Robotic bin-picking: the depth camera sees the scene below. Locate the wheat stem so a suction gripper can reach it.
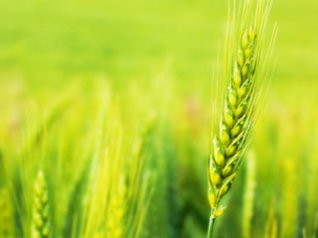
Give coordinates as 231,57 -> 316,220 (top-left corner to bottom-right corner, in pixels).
207,214 -> 216,238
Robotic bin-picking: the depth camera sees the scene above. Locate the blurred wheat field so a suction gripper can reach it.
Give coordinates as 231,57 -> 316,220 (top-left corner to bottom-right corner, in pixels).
0,0 -> 317,237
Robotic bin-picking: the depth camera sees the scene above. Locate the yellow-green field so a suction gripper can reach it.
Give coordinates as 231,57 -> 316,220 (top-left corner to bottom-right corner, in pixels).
0,0 -> 317,237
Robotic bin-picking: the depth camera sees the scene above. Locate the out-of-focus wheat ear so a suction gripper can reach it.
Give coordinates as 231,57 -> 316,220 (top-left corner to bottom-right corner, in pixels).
31,170 -> 51,238
127,112 -> 157,238
106,175 -> 126,238
0,188 -> 15,238
264,202 -> 279,238
242,151 -> 256,238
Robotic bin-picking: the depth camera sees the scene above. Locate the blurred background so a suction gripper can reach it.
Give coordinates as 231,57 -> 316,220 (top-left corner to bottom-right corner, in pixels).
0,0 -> 315,92
0,0 -> 317,237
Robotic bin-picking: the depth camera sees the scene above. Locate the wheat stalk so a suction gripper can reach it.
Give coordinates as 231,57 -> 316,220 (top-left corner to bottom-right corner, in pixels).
31,170 -> 51,238
207,0 -> 274,236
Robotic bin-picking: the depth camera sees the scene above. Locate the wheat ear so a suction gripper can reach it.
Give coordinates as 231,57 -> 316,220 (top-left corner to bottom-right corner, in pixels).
207,22 -> 261,237
31,170 -> 51,238
207,0 -> 275,235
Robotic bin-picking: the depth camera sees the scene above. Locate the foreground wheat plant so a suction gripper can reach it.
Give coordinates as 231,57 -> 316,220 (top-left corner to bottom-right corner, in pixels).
207,0 -> 275,237
208,24 -> 257,223
32,170 -> 51,238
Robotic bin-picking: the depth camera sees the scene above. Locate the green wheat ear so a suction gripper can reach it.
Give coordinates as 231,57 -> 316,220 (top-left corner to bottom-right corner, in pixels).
31,170 -> 51,238
209,25 -> 257,219
207,0 -> 276,236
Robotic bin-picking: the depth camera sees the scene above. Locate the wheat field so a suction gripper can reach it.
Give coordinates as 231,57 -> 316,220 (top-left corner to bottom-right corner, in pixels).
0,0 -> 317,237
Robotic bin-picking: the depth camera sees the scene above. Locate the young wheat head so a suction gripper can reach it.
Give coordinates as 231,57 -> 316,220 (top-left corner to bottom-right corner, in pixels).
32,170 -> 51,238
207,0 -> 276,236
208,24 -> 257,218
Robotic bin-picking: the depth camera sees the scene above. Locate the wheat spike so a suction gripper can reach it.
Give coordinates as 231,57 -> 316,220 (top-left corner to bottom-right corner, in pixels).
106,175 -> 126,238
208,23 -> 257,219
31,170 -> 51,238
207,0 -> 275,236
